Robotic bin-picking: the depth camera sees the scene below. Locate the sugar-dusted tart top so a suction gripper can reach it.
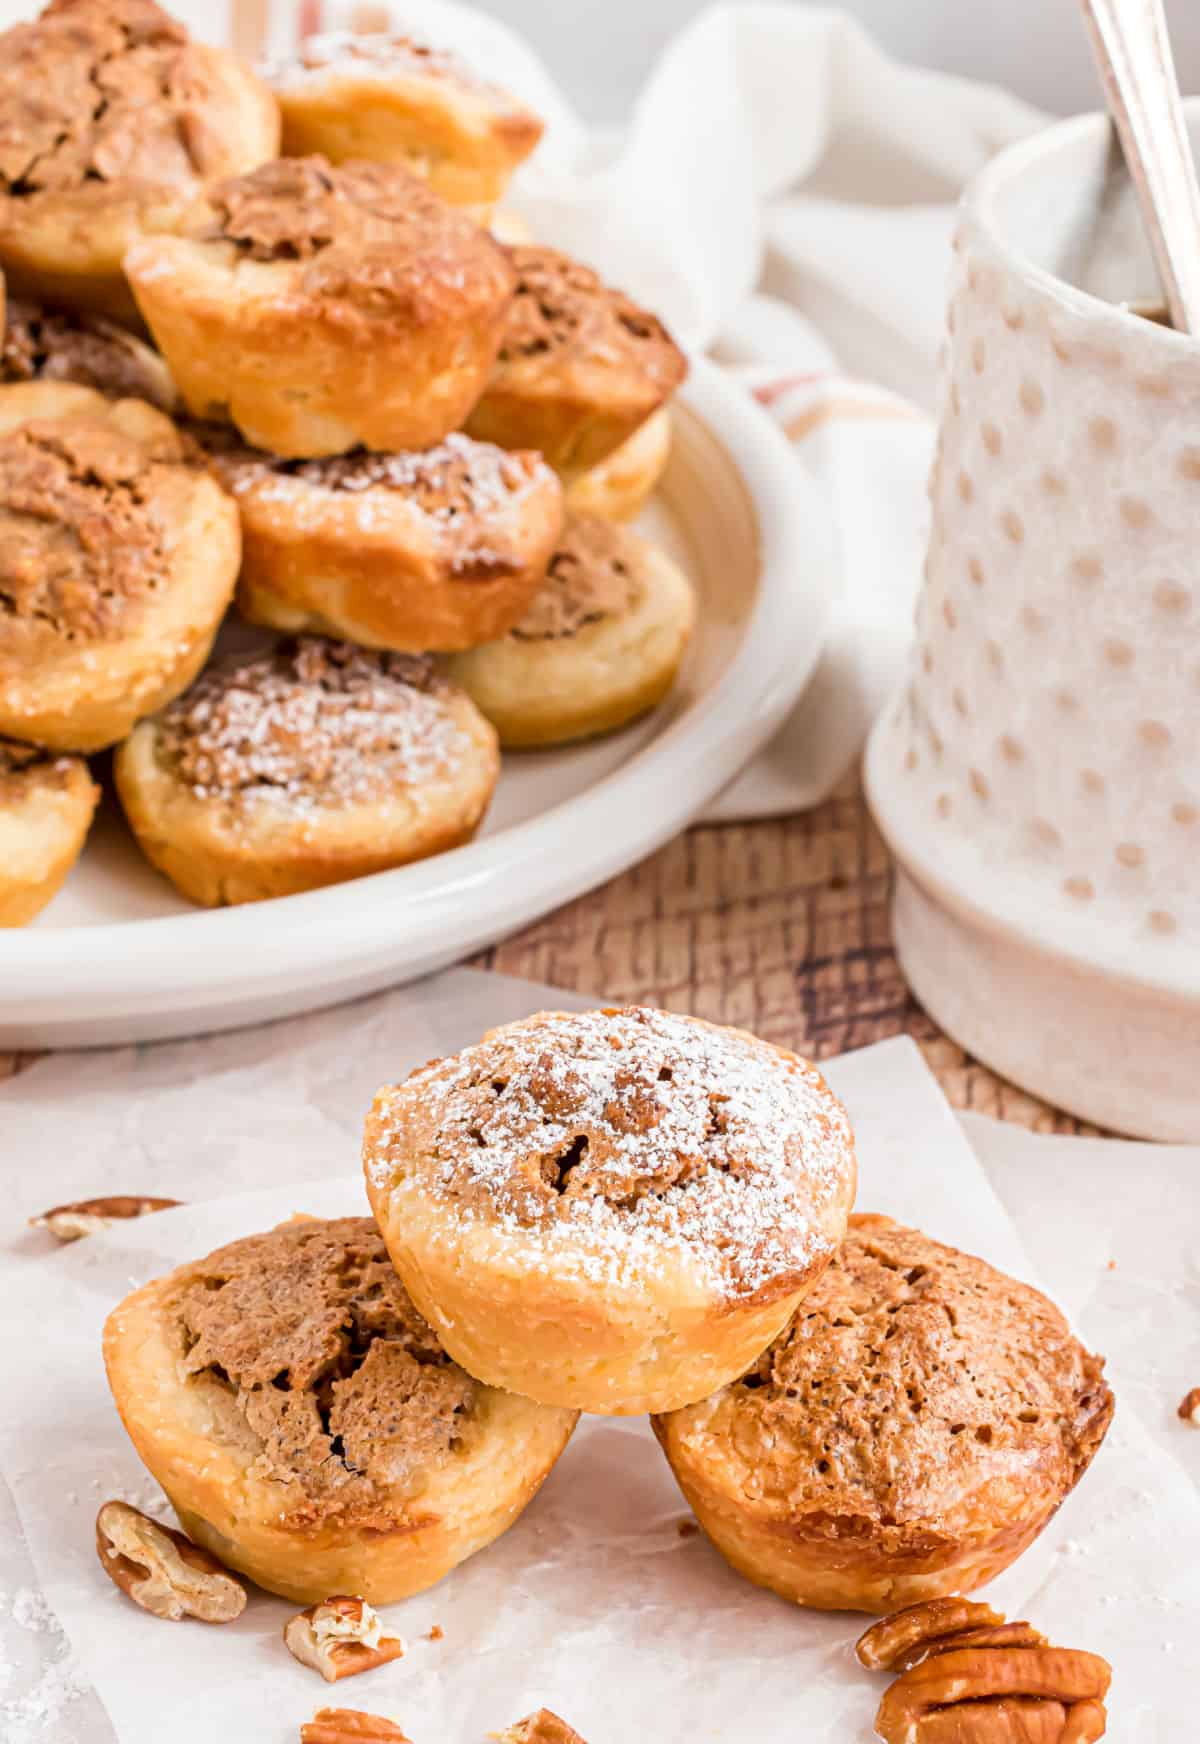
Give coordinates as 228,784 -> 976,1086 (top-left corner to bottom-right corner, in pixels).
153,638 -> 472,813
0,735 -> 78,798
365,1006 -> 857,1302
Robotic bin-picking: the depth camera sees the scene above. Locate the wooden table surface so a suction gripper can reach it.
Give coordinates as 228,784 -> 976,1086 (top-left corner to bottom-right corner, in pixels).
0,773 -> 1095,1132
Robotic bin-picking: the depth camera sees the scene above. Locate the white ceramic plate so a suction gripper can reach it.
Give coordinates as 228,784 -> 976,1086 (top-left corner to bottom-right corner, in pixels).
1,358 -> 833,1046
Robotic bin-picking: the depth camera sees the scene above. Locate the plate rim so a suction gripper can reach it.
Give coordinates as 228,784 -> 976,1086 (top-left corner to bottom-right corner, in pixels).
1,356 -> 834,1029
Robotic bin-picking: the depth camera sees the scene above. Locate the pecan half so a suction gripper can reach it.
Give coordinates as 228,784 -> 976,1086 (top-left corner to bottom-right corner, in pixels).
875,1646 -> 1112,1744
493,1711 -> 589,1744
858,1600 -> 1006,1671
300,1710 -> 411,1743
33,1195 -> 181,1242
95,1500 -> 245,1622
284,1596 -> 405,1682
1178,1387 -> 1200,1425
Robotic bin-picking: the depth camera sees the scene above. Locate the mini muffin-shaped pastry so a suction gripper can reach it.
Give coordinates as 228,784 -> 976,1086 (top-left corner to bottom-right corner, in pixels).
1,297 -> 177,411
125,156 -> 517,459
446,515 -> 695,748
652,1214 -> 1115,1613
364,1006 -> 857,1416
205,430 -> 564,654
566,406 -> 672,523
0,738 -> 98,925
264,32 -> 543,215
0,382 -> 239,752
466,246 -> 688,474
0,0 -> 279,325
103,1216 -> 579,1605
114,638 -> 500,907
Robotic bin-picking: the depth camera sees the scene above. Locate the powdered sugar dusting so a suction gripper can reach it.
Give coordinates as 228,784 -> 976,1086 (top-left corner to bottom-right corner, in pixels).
289,434 -> 538,515
368,1008 -> 855,1298
158,639 -> 469,812
262,30 -> 497,96
207,432 -> 549,573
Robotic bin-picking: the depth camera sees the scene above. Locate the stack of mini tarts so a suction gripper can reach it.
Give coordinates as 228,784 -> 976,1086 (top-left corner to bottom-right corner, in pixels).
0,0 -> 695,920
99,1009 -> 1115,1638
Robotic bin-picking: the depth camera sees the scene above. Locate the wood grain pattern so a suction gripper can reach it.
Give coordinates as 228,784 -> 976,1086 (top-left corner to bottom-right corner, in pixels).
0,773 -> 1099,1133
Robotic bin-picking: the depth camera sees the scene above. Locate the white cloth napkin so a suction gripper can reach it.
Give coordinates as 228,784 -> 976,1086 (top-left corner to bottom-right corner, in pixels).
276,1 -> 1043,814
1,971 -> 1194,1741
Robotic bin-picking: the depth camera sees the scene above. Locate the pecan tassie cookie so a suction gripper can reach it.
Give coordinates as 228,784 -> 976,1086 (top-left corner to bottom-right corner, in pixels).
652,1214 -> 1114,1613
198,426 -> 564,654
114,638 -> 500,906
0,0 -> 278,324
0,380 -> 239,751
1,297 -> 178,411
446,515 -> 695,747
103,1215 -> 578,1604
125,156 -> 516,459
364,1006 -> 857,1415
466,246 -> 688,474
264,31 -> 543,216
0,737 -> 97,925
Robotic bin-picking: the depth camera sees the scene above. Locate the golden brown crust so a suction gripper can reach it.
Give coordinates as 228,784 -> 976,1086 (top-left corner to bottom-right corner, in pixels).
126,157 -> 516,458
0,735 -> 97,924
565,405 -> 672,522
446,515 -> 695,747
202,429 -> 564,653
0,381 -> 239,750
114,637 -> 500,905
266,32 -> 543,210
0,0 -> 279,323
103,1215 -> 578,1604
652,1214 -> 1115,1612
2,297 -> 178,410
363,1007 -> 856,1414
466,246 -> 687,473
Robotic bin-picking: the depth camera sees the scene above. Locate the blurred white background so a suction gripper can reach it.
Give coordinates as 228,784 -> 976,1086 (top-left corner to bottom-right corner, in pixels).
140,0 -> 1200,120
466,0 -> 1200,121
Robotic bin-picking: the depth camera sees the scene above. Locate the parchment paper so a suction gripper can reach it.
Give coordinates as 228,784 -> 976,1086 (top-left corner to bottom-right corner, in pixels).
1,972 -> 1194,1740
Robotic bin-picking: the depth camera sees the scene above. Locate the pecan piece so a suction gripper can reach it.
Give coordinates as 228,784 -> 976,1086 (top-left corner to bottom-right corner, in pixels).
33,1195 -> 181,1242
858,1599 -> 1005,1671
493,1711 -> 589,1744
1178,1387 -> 1200,1425
284,1596 -> 405,1682
95,1500 -> 245,1622
875,1647 -> 1112,1744
300,1710 -> 410,1743
907,1696 -> 1106,1742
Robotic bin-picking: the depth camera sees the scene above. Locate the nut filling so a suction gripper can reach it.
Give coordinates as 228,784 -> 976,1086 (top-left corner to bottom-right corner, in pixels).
0,0 -> 221,198
2,299 -> 176,409
509,516 -> 638,640
205,154 -> 494,269
366,1007 -> 854,1300
497,246 -> 687,394
0,421 -> 171,643
155,639 -> 469,810
204,430 -> 552,582
728,1217 -> 1113,1529
170,1217 -> 479,1530
0,735 -> 75,795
